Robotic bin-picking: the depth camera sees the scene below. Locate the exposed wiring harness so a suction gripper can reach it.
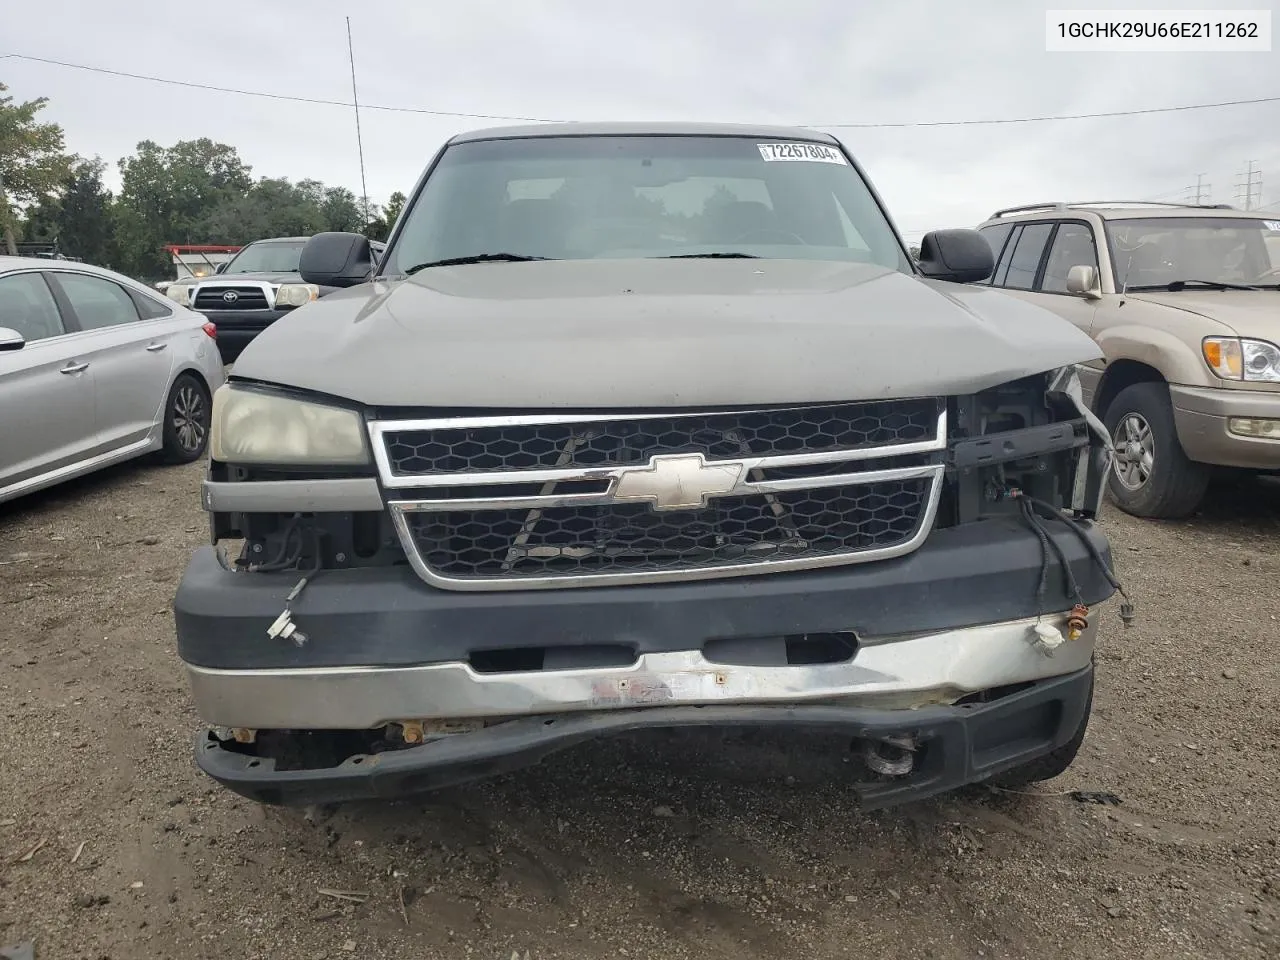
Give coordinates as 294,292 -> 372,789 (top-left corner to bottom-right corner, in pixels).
1010,490 -> 1136,629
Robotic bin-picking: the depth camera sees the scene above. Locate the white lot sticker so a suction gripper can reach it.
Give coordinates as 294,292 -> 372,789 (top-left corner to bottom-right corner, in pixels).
757,142 -> 848,164
1264,220 -> 1280,232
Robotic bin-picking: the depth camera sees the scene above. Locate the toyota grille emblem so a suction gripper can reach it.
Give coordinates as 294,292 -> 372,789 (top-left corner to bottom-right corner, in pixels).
222,290 -> 239,303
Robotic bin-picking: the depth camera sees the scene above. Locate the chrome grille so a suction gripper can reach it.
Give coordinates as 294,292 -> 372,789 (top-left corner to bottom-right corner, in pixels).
192,285 -> 270,311
372,400 -> 948,591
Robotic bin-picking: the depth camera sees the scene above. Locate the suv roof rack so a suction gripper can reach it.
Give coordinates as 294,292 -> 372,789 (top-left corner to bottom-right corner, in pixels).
989,200 -> 1237,219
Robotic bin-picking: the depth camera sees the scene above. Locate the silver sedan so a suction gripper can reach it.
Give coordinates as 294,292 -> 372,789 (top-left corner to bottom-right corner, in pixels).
0,257 -> 226,504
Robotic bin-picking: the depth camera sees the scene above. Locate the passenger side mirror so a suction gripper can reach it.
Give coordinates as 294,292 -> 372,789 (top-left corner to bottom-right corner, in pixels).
1066,264 -> 1102,299
299,231 -> 376,288
916,229 -> 994,283
215,262 -> 228,275
0,327 -> 26,352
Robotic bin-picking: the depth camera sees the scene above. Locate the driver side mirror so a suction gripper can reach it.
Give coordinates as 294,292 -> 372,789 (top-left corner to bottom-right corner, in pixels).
215,262 -> 227,275
916,229 -> 994,283
1066,264 -> 1102,299
0,327 -> 26,352
299,232 -> 376,288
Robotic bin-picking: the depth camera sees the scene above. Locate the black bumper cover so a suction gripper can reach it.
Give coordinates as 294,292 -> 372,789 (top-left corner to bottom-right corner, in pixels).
175,517 -> 1116,671
196,665 -> 1094,810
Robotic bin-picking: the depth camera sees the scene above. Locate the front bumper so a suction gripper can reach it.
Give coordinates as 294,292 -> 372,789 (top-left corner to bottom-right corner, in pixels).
1171,384 -> 1280,469
195,664 -> 1095,809
194,308 -> 291,351
185,612 -> 1097,729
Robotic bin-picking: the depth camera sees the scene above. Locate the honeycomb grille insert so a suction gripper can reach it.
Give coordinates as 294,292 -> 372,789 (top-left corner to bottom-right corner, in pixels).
404,479 -> 930,579
382,399 -> 939,477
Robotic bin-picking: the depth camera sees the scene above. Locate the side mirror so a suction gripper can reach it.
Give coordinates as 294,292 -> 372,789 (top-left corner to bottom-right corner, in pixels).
916,229 -> 994,283
1066,264 -> 1102,299
0,327 -> 26,352
299,232 -> 375,288
215,262 -> 227,275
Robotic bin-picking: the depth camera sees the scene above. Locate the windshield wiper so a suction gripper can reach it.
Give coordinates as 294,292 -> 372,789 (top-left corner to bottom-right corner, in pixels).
659,252 -> 760,259
1129,279 -> 1260,292
404,253 -> 551,274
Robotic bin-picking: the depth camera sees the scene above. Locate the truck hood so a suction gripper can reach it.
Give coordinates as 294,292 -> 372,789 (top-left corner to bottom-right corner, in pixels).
1124,289 -> 1280,341
196,271 -> 304,286
230,258 -> 1103,408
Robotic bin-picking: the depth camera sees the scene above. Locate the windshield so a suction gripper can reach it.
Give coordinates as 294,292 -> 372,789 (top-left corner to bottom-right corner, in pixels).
224,240 -> 307,274
1106,217 -> 1280,289
382,135 -> 911,273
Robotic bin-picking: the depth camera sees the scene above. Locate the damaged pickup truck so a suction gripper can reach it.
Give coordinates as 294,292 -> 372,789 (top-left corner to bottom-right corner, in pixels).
173,122 -> 1130,809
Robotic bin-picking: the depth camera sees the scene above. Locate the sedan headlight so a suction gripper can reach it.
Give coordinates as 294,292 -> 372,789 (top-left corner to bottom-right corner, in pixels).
209,385 -> 368,465
275,283 -> 320,308
1203,337 -> 1280,383
166,284 -> 192,305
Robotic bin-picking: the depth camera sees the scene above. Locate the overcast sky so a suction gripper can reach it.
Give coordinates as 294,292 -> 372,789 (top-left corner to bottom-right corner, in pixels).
4,0 -> 1279,241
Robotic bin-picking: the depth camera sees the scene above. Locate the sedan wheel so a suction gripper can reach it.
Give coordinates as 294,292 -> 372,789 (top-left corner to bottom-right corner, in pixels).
161,374 -> 212,464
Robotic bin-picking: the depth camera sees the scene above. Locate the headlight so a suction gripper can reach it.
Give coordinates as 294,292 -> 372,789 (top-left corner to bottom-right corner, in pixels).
166,284 -> 192,305
275,283 -> 320,308
209,385 -> 369,465
1203,337 -> 1280,383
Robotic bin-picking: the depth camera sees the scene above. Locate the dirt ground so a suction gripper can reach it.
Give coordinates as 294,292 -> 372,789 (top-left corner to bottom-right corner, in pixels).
1,457 -> 1278,960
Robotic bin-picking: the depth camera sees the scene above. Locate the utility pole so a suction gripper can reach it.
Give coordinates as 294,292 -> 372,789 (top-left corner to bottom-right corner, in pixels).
1185,173 -> 1210,205
1234,160 -> 1263,210
346,17 -> 371,228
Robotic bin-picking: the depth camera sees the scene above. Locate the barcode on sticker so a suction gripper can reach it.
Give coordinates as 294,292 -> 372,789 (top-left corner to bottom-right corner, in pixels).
757,143 -> 848,164
1264,221 -> 1280,232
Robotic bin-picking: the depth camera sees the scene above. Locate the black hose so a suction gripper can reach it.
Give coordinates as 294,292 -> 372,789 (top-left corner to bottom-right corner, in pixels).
1019,497 -> 1051,615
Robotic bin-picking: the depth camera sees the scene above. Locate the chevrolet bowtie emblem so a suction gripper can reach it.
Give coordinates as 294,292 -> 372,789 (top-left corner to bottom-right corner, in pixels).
611,453 -> 745,512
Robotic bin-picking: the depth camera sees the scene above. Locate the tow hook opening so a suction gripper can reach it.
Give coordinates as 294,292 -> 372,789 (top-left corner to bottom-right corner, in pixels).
856,733 -> 920,778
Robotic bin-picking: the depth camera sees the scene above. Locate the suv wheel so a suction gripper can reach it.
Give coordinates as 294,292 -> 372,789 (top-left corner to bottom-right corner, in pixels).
1102,382 -> 1210,519
160,373 -> 212,464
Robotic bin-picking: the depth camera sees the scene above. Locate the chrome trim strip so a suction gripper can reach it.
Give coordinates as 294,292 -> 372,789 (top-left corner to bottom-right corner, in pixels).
369,407 -> 947,489
182,614 -> 1096,729
201,477 -> 384,513
388,464 -> 942,513
0,437 -> 157,505
387,467 -> 945,591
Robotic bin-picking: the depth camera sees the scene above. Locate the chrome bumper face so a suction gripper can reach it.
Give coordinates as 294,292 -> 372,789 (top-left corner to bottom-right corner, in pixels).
183,612 -> 1097,730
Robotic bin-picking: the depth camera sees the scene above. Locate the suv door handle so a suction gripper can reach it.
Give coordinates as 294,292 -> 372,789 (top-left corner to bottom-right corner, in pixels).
60,361 -> 90,374
145,342 -> 167,352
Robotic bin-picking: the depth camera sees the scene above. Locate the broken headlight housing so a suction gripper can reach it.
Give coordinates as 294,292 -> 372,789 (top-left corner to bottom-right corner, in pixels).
945,366 -> 1111,525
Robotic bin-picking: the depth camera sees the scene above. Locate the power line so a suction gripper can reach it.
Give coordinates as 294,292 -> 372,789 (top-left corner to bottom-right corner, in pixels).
5,52 -> 1280,128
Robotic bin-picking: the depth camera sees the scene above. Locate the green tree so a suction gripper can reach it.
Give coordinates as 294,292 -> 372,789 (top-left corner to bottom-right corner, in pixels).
0,82 -> 74,255
116,138 -> 252,279
383,190 -> 407,228
321,186 -> 366,233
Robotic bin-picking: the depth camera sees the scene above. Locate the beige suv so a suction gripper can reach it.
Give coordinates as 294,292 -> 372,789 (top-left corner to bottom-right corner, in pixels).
974,201 -> 1280,518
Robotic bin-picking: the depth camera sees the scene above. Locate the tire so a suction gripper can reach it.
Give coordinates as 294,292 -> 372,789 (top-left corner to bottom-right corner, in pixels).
1101,381 -> 1211,519
991,674 -> 1093,788
160,373 -> 212,464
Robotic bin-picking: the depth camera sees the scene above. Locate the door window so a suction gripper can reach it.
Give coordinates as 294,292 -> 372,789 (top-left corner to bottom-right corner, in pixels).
1041,223 -> 1099,293
53,273 -> 143,330
0,273 -> 66,342
1001,223 -> 1053,290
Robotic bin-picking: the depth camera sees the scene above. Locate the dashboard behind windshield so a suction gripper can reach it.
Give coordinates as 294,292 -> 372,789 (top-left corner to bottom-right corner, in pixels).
1106,217 -> 1280,288
382,135 -> 912,274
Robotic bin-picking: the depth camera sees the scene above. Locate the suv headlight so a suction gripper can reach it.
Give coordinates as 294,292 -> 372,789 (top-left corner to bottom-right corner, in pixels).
275,283 -> 320,308
1203,337 -> 1280,383
166,284 -> 192,305
209,385 -> 368,465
